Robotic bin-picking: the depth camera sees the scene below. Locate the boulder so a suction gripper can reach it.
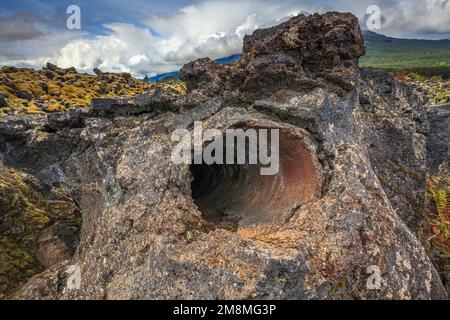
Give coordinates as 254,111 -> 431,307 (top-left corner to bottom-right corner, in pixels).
180,12 -> 365,99
16,90 -> 33,101
45,63 -> 59,72
64,67 -> 77,74
0,94 -> 7,108
93,68 -> 103,76
1,66 -> 18,73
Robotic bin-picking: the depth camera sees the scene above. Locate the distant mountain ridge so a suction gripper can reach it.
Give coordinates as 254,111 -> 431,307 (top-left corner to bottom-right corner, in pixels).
362,30 -> 450,47
146,32 -> 450,82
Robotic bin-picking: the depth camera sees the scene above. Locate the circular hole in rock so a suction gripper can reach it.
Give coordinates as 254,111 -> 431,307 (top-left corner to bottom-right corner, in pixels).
191,128 -> 321,229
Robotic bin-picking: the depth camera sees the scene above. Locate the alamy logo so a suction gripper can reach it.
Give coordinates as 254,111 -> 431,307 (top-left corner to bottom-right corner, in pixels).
66,265 -> 81,290
171,121 -> 280,175
366,265 -> 382,290
66,5 -> 81,30
366,5 -> 382,30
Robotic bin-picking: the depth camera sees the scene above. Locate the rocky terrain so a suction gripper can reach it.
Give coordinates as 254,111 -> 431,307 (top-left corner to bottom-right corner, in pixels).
0,64 -> 185,116
406,77 -> 450,105
0,12 -> 448,299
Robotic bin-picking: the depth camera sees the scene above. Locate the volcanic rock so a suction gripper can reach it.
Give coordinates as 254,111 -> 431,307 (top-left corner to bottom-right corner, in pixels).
181,12 -> 365,99
0,12 -> 448,300
0,94 -> 7,108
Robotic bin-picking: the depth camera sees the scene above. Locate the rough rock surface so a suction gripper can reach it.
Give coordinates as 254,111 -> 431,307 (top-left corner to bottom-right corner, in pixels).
426,104 -> 450,173
180,12 -> 365,99
0,162 -> 80,298
0,12 -> 448,299
0,94 -> 7,109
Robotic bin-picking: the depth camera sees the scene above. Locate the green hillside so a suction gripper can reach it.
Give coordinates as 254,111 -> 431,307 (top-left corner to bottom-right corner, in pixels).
360,31 -> 450,78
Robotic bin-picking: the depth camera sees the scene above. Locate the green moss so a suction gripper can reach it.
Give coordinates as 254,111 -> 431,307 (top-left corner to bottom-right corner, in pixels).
0,237 -> 43,289
0,165 -> 81,297
394,72 -> 450,105
0,67 -> 187,115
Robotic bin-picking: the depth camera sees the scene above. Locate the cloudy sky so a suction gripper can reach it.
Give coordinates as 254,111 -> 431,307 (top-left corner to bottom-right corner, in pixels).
1,0 -> 450,77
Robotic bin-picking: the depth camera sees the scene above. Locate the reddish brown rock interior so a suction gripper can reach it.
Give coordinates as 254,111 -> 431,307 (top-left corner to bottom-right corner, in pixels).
191,129 -> 321,227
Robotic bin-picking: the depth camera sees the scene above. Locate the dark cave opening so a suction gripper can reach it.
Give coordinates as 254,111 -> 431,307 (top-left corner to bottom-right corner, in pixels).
190,129 -> 322,228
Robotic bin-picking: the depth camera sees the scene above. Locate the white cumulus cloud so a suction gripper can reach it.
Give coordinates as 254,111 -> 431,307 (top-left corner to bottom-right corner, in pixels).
380,0 -> 450,38
1,0 -> 450,77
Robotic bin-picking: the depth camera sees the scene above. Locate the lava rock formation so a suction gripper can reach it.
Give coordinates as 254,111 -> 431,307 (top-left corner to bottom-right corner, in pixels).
0,12 -> 448,299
